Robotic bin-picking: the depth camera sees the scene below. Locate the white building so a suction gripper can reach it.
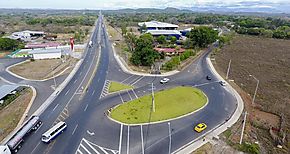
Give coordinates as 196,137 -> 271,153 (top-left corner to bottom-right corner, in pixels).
9,30 -> 44,41
28,48 -> 62,60
138,21 -> 179,31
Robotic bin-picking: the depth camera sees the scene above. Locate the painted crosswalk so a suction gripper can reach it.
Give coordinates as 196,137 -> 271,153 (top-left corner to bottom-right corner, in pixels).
99,80 -> 110,99
54,106 -> 69,125
76,138 -> 118,154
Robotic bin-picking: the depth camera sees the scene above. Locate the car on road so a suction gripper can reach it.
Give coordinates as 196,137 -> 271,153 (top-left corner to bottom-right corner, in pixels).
206,75 -> 212,80
194,123 -> 207,133
160,78 -> 170,84
219,81 -> 227,86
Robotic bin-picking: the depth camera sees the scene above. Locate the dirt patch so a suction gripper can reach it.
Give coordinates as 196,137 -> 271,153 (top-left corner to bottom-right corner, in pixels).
0,51 -> 11,58
0,88 -> 33,142
9,56 -> 79,80
213,35 -> 290,153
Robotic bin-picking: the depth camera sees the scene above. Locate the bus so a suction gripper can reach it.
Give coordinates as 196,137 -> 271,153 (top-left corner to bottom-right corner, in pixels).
41,121 -> 67,143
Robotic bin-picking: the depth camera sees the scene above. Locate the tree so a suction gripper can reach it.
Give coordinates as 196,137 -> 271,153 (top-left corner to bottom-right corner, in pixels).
125,32 -> 137,52
170,36 -> 177,44
130,34 -> 159,66
121,24 -> 127,36
0,38 -> 23,51
187,26 -> 218,48
140,24 -> 147,33
156,35 -> 166,44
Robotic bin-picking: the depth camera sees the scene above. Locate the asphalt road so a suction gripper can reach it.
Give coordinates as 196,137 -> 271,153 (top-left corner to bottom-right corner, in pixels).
14,13 -> 238,154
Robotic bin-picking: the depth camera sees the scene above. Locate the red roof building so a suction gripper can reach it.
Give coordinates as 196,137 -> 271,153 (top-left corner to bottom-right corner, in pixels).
154,48 -> 185,56
25,42 -> 61,49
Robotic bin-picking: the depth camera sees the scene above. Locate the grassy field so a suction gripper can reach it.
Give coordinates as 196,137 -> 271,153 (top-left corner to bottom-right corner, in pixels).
108,81 -> 134,93
0,88 -> 32,141
110,86 -> 207,124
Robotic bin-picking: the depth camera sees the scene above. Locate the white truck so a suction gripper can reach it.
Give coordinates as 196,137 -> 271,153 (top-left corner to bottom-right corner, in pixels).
0,116 -> 42,154
89,41 -> 93,48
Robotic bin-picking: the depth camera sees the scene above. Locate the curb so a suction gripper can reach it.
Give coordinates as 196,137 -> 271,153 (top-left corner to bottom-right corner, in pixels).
17,85 -> 37,128
173,57 -> 244,154
106,88 -> 209,126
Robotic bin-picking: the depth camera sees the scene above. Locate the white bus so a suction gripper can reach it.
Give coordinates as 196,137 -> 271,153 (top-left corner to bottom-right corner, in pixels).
41,121 -> 67,143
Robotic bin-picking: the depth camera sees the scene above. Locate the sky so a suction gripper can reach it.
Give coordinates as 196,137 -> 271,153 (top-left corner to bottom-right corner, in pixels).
0,0 -> 289,9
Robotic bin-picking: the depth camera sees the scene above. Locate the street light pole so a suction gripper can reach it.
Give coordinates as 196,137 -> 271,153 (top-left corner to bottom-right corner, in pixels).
226,59 -> 231,80
151,83 -> 155,112
249,75 -> 259,105
168,122 -> 172,154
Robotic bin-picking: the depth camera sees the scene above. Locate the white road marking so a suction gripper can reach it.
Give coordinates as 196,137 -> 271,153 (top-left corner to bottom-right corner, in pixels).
52,104 -> 59,111
34,123 -> 43,134
118,124 -> 123,154
119,92 -> 124,103
80,71 -> 83,75
80,143 -> 91,154
31,142 -> 41,154
83,139 -> 100,154
127,90 -> 132,100
76,149 -> 83,154
131,76 -> 145,85
140,125 -> 144,154
131,89 -> 138,99
98,146 -> 109,154
84,104 -> 88,111
127,126 -> 130,154
74,79 -> 78,83
121,75 -> 135,83
65,89 -> 70,95
92,90 -> 95,96
72,124 -> 78,135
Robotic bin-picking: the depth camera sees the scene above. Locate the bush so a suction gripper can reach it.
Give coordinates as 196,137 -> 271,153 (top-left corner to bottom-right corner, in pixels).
238,142 -> 260,154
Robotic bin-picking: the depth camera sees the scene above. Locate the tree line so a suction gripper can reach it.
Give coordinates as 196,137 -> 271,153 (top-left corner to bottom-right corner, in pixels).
0,38 -> 24,51
26,16 -> 96,26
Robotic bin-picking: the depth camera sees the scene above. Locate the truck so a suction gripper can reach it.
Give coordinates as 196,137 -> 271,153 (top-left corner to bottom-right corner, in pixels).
0,116 -> 42,154
89,41 -> 93,48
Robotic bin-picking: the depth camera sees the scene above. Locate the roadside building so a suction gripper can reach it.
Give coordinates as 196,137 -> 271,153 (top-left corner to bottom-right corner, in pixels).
0,85 -> 20,105
28,48 -> 62,60
146,30 -> 182,40
138,21 -> 178,31
25,42 -> 60,49
154,48 -> 185,56
9,30 -> 44,41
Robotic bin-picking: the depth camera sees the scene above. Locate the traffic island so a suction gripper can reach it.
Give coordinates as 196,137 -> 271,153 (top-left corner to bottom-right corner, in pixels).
108,81 -> 134,93
109,86 -> 208,125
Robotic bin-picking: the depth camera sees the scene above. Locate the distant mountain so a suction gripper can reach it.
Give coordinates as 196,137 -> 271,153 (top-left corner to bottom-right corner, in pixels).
104,7 -> 192,14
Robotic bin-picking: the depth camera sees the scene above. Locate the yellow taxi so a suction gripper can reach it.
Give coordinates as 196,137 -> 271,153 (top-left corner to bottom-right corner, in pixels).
194,123 -> 207,133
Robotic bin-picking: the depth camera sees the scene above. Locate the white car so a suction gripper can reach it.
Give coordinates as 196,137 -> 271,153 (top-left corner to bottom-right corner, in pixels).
160,78 -> 170,84
219,81 -> 227,86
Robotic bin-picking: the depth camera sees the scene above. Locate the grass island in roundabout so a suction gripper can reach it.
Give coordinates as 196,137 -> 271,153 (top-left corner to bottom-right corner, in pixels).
109,86 -> 208,125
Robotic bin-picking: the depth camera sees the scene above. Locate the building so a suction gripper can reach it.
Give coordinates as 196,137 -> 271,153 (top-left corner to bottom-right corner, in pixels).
25,42 -> 60,49
146,30 -> 182,40
0,85 -> 20,105
9,30 -> 44,41
154,48 -> 185,56
138,21 -> 178,31
28,48 -> 62,60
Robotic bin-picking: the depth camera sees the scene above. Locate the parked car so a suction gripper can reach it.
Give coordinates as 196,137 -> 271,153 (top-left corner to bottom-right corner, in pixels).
160,78 -> 170,84
206,75 -> 212,80
194,123 -> 207,133
219,81 -> 227,86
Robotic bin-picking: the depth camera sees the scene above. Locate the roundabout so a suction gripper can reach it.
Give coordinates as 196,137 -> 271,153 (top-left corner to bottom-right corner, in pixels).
109,86 -> 208,125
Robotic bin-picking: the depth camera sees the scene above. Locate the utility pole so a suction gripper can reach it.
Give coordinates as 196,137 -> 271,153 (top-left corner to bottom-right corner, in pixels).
151,83 -> 155,112
226,59 -> 231,80
240,111 -> 248,144
168,122 -> 172,154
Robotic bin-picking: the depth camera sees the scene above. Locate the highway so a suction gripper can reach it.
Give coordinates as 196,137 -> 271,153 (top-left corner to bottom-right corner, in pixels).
15,12 -> 238,154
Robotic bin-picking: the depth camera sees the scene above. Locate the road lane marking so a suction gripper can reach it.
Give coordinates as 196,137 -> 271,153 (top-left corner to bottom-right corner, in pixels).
34,123 -> 43,134
118,124 -> 123,154
80,71 -> 83,75
31,142 -> 41,154
127,90 -> 132,100
84,104 -> 88,111
131,76 -> 145,85
52,104 -> 59,111
121,75 -> 135,83
74,79 -> 78,83
77,149 -> 83,154
65,89 -> 70,95
80,143 -> 91,154
140,125 -> 144,154
92,90 -> 95,96
131,89 -> 138,99
119,92 -> 124,103
83,139 -> 100,154
72,124 -> 78,135
127,126 -> 130,154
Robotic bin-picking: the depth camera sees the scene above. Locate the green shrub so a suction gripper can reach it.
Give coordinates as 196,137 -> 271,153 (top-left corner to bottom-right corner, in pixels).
239,142 -> 260,154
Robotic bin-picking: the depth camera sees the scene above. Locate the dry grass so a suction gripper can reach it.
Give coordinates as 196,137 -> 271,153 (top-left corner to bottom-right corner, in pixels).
214,35 -> 290,153
0,88 -> 33,141
9,56 -> 78,80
